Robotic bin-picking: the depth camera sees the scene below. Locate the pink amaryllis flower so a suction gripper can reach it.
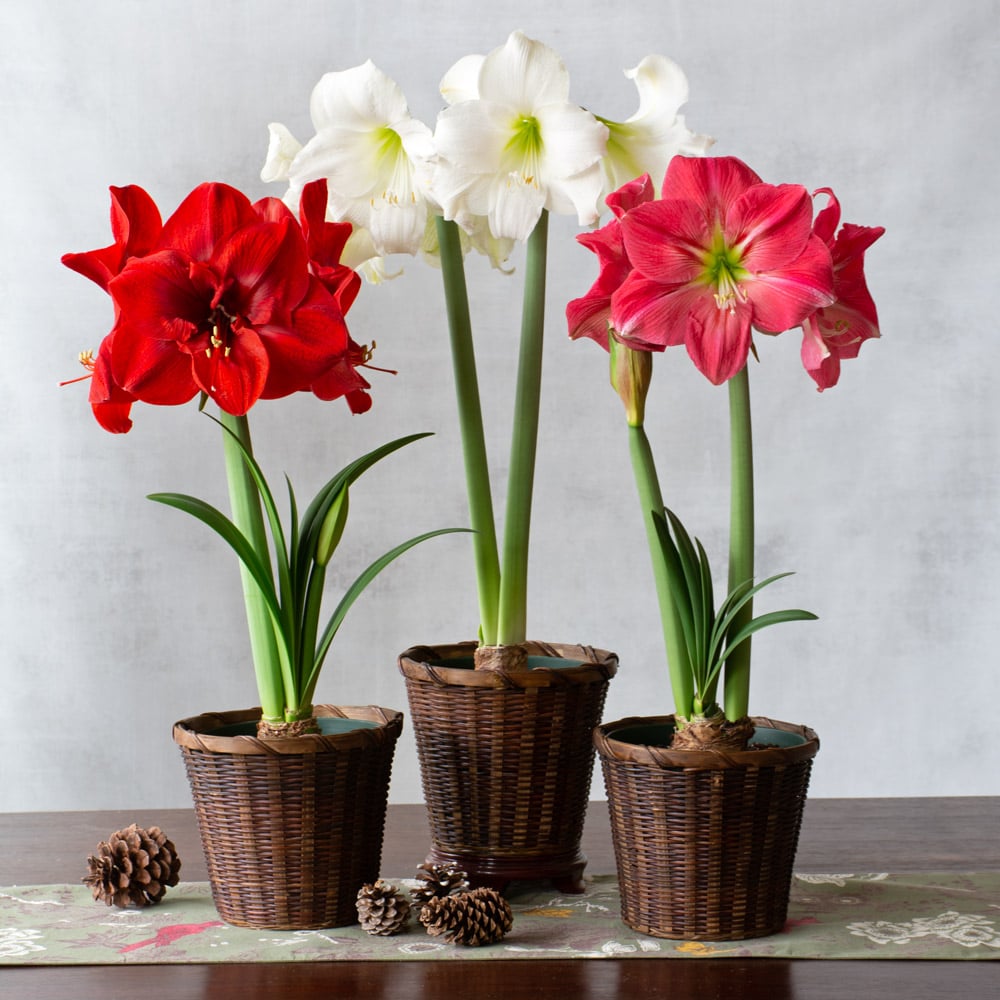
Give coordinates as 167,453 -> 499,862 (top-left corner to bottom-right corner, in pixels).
610,156 -> 836,384
64,180 -> 366,430
566,173 -> 654,349
800,189 -> 885,390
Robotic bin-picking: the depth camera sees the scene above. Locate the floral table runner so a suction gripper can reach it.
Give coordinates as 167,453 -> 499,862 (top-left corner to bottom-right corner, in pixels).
3,873 -> 999,964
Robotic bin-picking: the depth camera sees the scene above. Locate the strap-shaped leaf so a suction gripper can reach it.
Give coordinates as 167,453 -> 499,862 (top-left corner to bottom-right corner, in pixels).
651,510 -> 699,672
147,492 -> 284,632
709,572 -> 796,667
302,528 -> 469,702
296,432 -> 433,593
717,608 -> 818,666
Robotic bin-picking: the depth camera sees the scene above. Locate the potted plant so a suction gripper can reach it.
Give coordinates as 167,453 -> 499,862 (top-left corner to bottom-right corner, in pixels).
568,157 -> 884,938
62,177 -> 460,929
259,32 -> 714,890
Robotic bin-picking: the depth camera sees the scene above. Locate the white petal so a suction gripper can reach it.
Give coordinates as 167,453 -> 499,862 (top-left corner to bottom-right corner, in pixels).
534,104 -> 608,179
260,123 -> 302,183
624,55 -> 690,124
545,162 -> 604,226
365,196 -> 429,257
478,30 -> 570,112
489,173 -> 547,242
598,54 -> 714,195
440,54 -> 484,104
309,60 -> 409,132
434,101 -> 511,173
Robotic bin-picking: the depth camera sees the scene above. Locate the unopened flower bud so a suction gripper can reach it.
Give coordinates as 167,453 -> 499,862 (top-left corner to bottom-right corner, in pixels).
609,333 -> 652,427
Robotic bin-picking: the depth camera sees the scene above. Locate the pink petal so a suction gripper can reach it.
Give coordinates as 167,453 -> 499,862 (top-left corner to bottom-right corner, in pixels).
661,155 -> 762,223
728,183 -> 814,272
611,274 -> 698,351
606,173 -> 654,219
685,294 -> 754,385
620,198 -> 708,285
746,234 -> 835,333
800,315 -> 841,391
810,188 -> 841,246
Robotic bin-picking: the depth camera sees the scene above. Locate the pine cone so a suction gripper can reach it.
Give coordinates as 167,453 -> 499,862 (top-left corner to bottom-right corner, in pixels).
83,824 -> 181,907
411,862 -> 470,910
356,880 -> 412,936
419,886 -> 513,946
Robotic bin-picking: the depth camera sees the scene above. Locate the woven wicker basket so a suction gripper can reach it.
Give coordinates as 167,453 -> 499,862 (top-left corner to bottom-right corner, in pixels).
173,704 -> 402,930
594,714 -> 819,941
398,641 -> 617,892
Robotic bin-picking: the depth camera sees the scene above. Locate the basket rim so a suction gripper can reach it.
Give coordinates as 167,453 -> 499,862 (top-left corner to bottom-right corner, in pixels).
172,704 -> 403,756
398,639 -> 618,689
594,713 -> 819,769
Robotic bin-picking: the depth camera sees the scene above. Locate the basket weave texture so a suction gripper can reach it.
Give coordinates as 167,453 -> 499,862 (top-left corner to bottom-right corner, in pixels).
173,704 -> 402,930
399,641 -> 617,887
594,714 -> 819,941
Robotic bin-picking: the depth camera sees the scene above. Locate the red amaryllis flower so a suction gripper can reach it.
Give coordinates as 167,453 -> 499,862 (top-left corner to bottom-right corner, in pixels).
64,180 -> 365,430
610,156 -> 836,384
800,189 -> 885,390
566,173 -> 654,349
108,182 -> 351,414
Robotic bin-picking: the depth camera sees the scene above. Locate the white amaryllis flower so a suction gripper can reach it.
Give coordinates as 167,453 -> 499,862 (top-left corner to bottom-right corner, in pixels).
596,55 -> 714,196
432,31 -> 609,243
262,60 -> 435,258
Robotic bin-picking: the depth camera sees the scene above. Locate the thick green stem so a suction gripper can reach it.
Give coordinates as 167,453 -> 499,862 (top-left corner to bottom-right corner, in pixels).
724,365 -> 754,720
219,411 -> 284,721
435,217 -> 502,644
628,423 -> 694,717
497,211 -> 548,646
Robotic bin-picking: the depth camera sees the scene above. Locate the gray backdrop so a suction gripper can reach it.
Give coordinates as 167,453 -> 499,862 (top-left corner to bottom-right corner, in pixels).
3,0 -> 997,811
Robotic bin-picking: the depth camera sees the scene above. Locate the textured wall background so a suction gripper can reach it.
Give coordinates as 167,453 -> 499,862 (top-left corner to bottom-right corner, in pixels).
2,0 -> 997,810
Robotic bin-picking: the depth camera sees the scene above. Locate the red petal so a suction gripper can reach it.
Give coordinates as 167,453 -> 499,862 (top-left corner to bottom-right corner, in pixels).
107,252 -> 206,403
252,196 -> 296,224
62,185 -> 162,291
158,183 -> 258,262
212,219 -> 310,328
311,354 -> 372,407
258,280 -> 351,399
88,339 -> 137,432
191,326 -> 269,414
298,179 -> 353,268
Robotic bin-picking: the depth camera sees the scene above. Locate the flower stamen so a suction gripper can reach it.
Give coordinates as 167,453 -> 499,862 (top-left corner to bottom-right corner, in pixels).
60,350 -> 97,386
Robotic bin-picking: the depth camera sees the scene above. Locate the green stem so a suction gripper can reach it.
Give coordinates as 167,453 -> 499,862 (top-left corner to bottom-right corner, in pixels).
435,217 -> 501,644
497,211 -> 548,646
724,365 -> 755,720
628,423 -> 694,717
219,411 -> 284,722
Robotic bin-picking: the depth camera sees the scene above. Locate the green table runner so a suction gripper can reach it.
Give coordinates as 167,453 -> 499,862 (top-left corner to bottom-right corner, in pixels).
3,873 -> 999,964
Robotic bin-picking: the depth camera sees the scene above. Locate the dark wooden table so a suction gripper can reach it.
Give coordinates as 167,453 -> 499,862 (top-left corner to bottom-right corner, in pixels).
2,797 -> 997,998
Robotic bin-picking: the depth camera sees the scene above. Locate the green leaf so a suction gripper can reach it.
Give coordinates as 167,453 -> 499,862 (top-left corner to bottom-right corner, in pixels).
315,486 -> 349,566
651,510 -> 698,672
709,572 -> 796,667
302,528 -> 469,703
146,492 -> 284,633
717,608 -> 818,666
